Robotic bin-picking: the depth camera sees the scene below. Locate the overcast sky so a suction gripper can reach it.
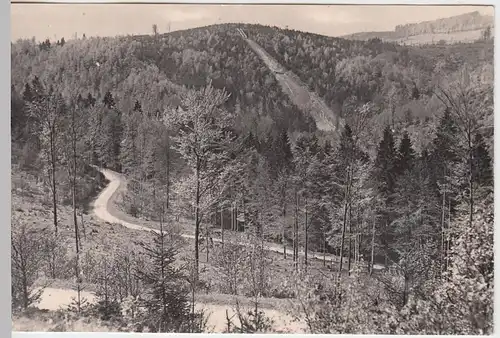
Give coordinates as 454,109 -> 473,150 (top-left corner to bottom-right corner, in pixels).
11,3 -> 494,41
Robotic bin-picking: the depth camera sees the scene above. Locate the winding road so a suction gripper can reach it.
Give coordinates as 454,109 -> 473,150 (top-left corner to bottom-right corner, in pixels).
92,166 -> 384,270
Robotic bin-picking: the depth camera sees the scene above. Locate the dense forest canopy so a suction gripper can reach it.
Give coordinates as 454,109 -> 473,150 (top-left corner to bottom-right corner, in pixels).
11,21 -> 494,334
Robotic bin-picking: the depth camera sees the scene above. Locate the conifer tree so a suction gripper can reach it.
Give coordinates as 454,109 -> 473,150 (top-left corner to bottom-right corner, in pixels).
133,100 -> 143,113
22,83 -> 34,103
136,224 -> 192,332
273,129 -> 293,258
471,133 -> 492,189
396,131 -> 416,175
11,85 -> 27,142
120,121 -> 138,174
85,93 -> 96,108
95,92 -> 123,171
103,91 -> 115,109
429,108 -> 461,272
371,125 -> 397,266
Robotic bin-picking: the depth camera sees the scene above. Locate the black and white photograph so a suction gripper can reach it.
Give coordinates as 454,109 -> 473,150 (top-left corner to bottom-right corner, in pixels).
10,2 -> 494,334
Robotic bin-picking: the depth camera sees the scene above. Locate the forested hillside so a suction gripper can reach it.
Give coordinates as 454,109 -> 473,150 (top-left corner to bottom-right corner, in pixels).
344,11 -> 494,44
243,23 -> 493,151
394,11 -> 493,36
11,22 -> 494,334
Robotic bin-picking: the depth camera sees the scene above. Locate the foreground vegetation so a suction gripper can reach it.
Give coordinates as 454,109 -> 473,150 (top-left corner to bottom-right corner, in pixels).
11,23 -> 493,333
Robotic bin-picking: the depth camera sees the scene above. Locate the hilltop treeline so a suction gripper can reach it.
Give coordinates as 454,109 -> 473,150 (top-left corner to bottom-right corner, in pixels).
394,11 -> 493,36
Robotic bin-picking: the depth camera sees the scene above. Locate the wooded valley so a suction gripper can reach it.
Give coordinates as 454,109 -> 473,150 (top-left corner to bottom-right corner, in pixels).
11,21 -> 494,334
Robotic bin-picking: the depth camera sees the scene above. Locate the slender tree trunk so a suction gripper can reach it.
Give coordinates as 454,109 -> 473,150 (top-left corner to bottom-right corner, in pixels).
304,198 -> 308,270
292,191 -> 296,263
103,257 -> 108,308
153,184 -> 156,207
72,110 -> 80,255
194,158 -> 201,276
206,219 -> 209,262
50,131 -> 58,236
232,202 -> 235,231
73,167 -> 81,306
441,178 -> 447,274
166,146 -> 170,210
230,202 -> 233,231
384,225 -> 388,269
159,203 -> 167,331
356,206 -> 361,264
236,204 -> 239,232
468,134 -> 474,227
76,283 -> 82,313
403,273 -> 409,306
370,217 -> 375,276
20,256 -> 28,310
293,190 -> 299,270
348,203 -> 352,276
282,182 -> 287,259
323,232 -> 326,267
221,208 -> 224,249
446,198 -> 452,271
354,231 -> 358,265
191,280 -> 195,333
80,212 -> 86,241
338,169 -> 351,279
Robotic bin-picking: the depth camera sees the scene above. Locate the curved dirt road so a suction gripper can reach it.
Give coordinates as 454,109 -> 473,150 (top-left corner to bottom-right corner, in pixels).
92,166 -> 384,270
35,287 -> 304,333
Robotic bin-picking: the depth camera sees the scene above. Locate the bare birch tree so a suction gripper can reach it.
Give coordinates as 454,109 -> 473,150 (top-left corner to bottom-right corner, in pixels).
163,83 -> 236,277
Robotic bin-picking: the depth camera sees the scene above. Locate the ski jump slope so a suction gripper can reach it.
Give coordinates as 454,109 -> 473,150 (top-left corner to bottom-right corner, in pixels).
236,27 -> 338,132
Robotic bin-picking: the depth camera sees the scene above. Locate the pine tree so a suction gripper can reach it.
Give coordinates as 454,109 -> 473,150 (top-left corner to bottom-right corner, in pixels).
266,129 -> 293,178
272,129 -> 293,259
76,94 -> 84,106
103,91 -> 115,109
396,131 -> 415,175
430,108 -> 460,192
429,108 -> 461,272
386,148 -> 438,307
120,120 -> 138,175
136,224 -> 192,332
133,100 -> 143,113
95,93 -> 122,171
278,129 -> 293,171
371,125 -> 397,266
22,83 -> 34,103
31,76 -> 44,100
293,133 -> 323,269
471,133 -> 492,188
323,139 -> 333,156
11,85 -> 27,142
373,126 -> 397,196
85,93 -> 96,108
